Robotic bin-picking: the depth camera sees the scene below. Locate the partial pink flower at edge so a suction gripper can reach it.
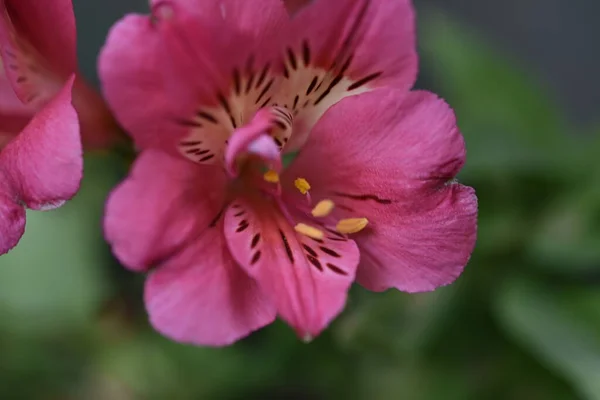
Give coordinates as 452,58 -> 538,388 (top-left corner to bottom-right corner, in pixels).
101,0 -> 477,346
0,0 -> 122,150
0,77 -> 82,254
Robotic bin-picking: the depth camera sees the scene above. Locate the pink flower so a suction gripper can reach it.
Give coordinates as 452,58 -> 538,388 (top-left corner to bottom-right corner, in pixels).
100,0 -> 478,346
0,0 -> 92,255
0,0 -> 120,150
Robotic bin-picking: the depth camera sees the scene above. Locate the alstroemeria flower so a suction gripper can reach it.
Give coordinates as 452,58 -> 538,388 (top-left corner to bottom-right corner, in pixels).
0,0 -> 90,254
0,0 -> 120,150
100,0 -> 478,345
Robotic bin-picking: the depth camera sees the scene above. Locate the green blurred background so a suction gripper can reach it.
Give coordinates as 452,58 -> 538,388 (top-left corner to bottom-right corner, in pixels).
1,2 -> 599,399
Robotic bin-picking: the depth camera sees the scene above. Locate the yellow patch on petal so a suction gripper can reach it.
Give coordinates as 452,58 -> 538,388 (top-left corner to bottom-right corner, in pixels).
336,218 -> 369,234
294,223 -> 324,240
311,199 -> 335,217
294,178 -> 311,194
263,170 -> 280,183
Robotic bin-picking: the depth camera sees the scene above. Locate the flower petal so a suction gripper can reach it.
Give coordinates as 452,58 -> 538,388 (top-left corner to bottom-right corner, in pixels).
104,150 -> 228,271
284,89 -> 477,292
279,0 -> 417,150
0,0 -> 64,108
98,14 -> 175,151
3,0 -> 77,74
224,197 -> 359,339
0,173 -> 25,255
145,230 -> 276,346
0,76 -> 82,211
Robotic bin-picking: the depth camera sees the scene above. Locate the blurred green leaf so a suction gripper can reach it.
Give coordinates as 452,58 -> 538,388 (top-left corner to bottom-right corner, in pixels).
495,278 -> 600,400
0,154 -> 123,335
420,11 -> 578,178
529,182 -> 600,273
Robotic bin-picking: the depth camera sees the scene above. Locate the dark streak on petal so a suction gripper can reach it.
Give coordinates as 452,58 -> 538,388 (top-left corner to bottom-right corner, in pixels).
347,72 -> 383,91
251,233 -> 261,249
308,255 -> 323,271
333,192 -> 392,204
251,251 -> 262,265
326,263 -> 348,275
280,229 -> 294,264
320,247 -> 341,258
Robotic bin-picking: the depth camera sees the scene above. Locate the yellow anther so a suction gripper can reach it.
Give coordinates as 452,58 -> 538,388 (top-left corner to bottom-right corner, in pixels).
294,223 -> 324,240
294,178 -> 311,195
336,218 -> 369,234
311,199 -> 335,218
263,170 -> 280,183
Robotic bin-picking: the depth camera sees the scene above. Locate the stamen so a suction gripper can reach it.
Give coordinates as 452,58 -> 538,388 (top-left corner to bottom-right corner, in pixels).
263,170 -> 280,183
336,218 -> 369,234
311,199 -> 335,217
294,178 -> 311,195
294,223 -> 324,240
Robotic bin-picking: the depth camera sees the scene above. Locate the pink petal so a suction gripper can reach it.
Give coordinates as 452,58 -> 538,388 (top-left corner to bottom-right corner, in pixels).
0,0 -> 64,108
283,0 -> 313,15
98,14 -> 177,151
357,184 -> 477,292
291,0 -> 416,90
279,0 -> 417,151
284,89 -> 478,292
0,67 -> 35,119
145,231 -> 276,346
0,172 -> 25,255
224,197 -> 359,340
3,0 -> 77,75
104,150 -> 228,271
145,1 -> 288,163
0,76 -> 82,211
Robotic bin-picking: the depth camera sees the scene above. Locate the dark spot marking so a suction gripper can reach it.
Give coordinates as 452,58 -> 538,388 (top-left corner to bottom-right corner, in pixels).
256,79 -> 274,104
199,154 -> 215,162
283,64 -> 290,79
326,263 -> 348,275
314,57 -> 354,106
333,192 -> 392,205
311,237 -> 324,244
229,114 -> 238,129
293,95 -> 299,110
302,244 -> 318,257
287,48 -> 297,70
251,234 -> 261,249
260,96 -> 272,108
256,64 -> 270,88
179,140 -> 203,147
245,72 -> 255,93
325,227 -> 346,239
233,68 -> 242,94
209,207 -> 225,227
280,230 -> 294,264
16,76 -> 26,83
236,220 -> 249,233
274,137 -> 283,147
302,40 -> 311,65
320,246 -> 341,258
251,251 -> 262,265
234,210 -> 245,217
198,111 -> 218,124
308,255 -> 323,271
306,76 -> 318,95
347,72 -> 383,91
217,93 -> 232,114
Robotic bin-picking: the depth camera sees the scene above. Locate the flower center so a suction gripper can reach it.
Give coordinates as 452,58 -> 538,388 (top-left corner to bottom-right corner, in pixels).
224,108 -> 369,240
